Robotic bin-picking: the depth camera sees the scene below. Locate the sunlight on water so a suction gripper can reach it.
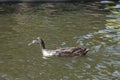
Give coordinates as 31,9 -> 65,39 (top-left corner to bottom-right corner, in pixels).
75,12 -> 120,54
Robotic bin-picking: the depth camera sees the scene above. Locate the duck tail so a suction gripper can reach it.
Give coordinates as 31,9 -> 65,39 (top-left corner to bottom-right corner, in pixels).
83,48 -> 89,55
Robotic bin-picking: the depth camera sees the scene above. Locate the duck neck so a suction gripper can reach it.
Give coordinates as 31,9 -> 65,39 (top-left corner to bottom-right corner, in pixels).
38,38 -> 46,49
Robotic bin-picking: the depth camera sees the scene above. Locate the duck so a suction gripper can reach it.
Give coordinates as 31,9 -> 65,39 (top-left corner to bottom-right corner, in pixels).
28,37 -> 89,59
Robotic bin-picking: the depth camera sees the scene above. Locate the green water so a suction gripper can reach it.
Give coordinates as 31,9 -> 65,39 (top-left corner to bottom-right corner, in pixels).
0,4 -> 120,80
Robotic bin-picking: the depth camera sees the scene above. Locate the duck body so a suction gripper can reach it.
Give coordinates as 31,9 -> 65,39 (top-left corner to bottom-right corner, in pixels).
28,37 -> 89,58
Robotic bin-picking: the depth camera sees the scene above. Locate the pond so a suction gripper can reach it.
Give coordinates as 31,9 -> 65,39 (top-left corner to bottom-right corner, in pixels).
0,3 -> 120,80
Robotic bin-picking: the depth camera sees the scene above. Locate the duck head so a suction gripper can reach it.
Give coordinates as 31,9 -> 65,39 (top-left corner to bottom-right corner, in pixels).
28,37 -> 46,49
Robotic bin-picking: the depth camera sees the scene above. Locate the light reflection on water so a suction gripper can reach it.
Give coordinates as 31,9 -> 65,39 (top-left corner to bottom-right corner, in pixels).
0,4 -> 120,80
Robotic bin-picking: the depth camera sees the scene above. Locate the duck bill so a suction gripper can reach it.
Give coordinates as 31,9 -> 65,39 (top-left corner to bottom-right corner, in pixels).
28,40 -> 36,46
28,42 -> 33,46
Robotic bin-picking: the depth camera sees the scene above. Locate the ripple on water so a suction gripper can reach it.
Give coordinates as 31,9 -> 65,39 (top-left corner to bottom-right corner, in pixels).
0,73 -> 7,79
112,71 -> 120,77
27,72 -> 35,79
95,63 -> 107,70
87,57 -> 95,61
0,73 -> 22,80
71,59 -> 77,63
63,76 -> 69,80
85,63 -> 91,69
65,63 -> 74,70
14,78 -> 21,80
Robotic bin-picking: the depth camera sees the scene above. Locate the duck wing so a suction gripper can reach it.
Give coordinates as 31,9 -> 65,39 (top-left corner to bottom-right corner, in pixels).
55,47 -> 86,57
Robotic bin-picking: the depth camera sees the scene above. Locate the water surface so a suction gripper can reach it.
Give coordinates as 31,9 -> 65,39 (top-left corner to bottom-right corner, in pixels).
0,3 -> 120,80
